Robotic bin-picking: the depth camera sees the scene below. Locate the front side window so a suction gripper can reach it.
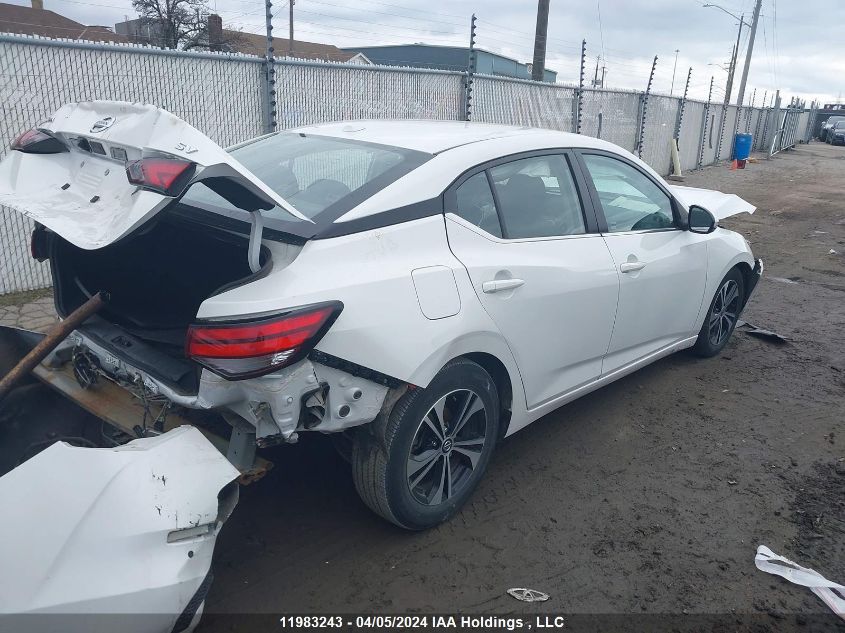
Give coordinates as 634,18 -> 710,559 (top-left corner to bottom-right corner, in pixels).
488,155 -> 586,239
582,154 -> 675,232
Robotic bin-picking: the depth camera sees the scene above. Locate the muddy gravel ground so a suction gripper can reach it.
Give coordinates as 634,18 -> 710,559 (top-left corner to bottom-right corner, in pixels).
202,144 -> 845,630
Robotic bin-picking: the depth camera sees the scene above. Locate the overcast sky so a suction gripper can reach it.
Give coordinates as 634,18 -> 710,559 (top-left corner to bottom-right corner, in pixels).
10,0 -> 845,104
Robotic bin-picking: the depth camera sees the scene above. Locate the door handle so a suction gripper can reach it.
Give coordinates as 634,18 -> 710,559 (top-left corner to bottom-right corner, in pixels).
619,261 -> 646,273
482,278 -> 525,293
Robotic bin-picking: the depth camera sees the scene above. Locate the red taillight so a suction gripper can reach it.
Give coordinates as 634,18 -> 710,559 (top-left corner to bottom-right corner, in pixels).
11,128 -> 66,154
126,158 -> 195,196
186,302 -> 343,380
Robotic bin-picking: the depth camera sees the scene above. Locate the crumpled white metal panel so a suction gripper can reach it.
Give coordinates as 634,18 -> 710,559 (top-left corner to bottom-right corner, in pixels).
0,426 -> 239,633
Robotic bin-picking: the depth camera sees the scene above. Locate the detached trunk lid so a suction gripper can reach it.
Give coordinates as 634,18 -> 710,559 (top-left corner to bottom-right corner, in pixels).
668,185 -> 756,221
0,101 -> 308,250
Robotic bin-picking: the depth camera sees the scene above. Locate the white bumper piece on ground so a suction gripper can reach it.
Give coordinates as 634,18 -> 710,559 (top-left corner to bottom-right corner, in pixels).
0,426 -> 240,633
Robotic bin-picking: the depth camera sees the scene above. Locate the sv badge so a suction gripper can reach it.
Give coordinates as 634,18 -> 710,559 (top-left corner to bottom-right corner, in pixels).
175,142 -> 198,154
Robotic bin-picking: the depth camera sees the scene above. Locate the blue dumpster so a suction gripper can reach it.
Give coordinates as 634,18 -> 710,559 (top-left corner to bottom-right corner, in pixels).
734,133 -> 753,160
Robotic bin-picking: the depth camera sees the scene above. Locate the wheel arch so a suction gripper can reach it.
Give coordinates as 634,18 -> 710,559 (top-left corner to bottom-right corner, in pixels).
733,260 -> 755,309
460,351 -> 514,440
695,234 -> 755,331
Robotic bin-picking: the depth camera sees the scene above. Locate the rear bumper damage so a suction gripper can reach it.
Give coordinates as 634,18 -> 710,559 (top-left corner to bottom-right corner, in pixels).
47,328 -> 391,445
0,426 -> 239,633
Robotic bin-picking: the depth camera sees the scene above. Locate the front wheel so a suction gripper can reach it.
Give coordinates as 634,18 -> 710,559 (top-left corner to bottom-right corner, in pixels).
352,359 -> 499,530
692,268 -> 745,357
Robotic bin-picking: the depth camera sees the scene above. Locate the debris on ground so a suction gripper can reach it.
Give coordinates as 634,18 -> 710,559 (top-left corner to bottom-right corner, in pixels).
507,588 -> 550,602
736,320 -> 790,344
754,546 -> 845,620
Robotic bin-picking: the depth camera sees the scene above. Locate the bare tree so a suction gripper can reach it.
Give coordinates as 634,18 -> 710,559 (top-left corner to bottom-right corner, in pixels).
130,0 -> 242,50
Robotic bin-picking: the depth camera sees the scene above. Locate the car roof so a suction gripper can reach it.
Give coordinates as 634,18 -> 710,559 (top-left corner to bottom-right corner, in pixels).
289,119 -> 613,154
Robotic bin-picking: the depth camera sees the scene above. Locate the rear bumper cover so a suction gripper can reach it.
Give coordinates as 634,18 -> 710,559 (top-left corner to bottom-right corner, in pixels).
0,426 -> 238,633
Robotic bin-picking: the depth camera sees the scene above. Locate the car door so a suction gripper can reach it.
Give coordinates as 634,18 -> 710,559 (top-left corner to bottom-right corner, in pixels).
576,150 -> 708,374
445,152 -> 619,410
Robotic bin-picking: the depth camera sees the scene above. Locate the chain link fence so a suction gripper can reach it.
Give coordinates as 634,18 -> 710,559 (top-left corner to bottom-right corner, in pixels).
0,34 -> 814,294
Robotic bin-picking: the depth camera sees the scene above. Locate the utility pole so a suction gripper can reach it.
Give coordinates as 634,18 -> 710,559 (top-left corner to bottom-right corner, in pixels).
670,49 -> 679,96
531,0 -> 550,82
288,0 -> 294,56
725,13 -> 743,104
736,0 -> 762,108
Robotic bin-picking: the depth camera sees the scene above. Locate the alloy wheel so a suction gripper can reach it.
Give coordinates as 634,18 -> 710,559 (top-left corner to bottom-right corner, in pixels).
406,389 -> 488,506
708,279 -> 741,346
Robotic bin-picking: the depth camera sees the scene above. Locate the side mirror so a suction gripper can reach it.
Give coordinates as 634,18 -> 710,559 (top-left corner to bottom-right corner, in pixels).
688,205 -> 717,234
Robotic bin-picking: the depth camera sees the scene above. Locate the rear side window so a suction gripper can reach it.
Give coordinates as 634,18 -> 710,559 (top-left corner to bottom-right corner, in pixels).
581,154 -> 675,232
454,172 -> 502,237
488,155 -> 586,239
179,133 -> 430,239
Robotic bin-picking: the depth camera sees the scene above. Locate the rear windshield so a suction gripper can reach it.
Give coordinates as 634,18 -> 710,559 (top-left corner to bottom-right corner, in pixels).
178,132 -> 430,239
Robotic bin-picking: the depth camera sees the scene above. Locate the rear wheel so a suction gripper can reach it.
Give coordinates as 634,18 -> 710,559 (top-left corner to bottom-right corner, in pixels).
352,359 -> 499,530
692,268 -> 745,357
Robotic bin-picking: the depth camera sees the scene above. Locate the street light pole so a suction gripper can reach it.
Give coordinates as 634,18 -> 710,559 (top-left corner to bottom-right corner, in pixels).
735,0 -> 763,108
702,4 -> 751,104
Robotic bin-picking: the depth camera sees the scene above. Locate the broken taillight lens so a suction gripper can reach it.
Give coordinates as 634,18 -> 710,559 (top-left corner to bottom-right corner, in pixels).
30,225 -> 50,262
11,128 -> 67,154
126,158 -> 195,196
186,302 -> 343,380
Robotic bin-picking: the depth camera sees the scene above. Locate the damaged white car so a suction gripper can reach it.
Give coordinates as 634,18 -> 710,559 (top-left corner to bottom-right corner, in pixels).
0,101 -> 762,531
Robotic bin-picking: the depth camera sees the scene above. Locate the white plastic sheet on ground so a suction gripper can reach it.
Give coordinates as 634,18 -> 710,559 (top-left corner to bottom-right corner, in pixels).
755,545 -> 845,620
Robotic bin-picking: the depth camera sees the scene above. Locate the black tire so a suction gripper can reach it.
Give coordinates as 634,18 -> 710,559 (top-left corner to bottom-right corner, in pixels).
352,358 -> 499,530
692,267 -> 745,357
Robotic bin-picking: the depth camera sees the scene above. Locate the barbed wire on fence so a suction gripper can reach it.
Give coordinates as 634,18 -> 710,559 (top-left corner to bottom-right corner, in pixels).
0,33 -> 812,295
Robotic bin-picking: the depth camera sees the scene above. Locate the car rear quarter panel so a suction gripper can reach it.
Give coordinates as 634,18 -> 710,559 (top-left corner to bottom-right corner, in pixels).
197,215 -> 524,406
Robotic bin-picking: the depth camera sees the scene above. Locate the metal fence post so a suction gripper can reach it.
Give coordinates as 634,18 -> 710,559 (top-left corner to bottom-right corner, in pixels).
575,39 -> 586,134
669,67 -> 691,174
697,76 -> 714,170
754,90 -> 767,150
464,14 -> 477,121
262,0 -> 277,134
673,67 -> 691,140
806,101 -> 817,142
745,89 -> 756,133
767,91 -> 781,157
715,101 -> 728,162
636,55 -> 657,158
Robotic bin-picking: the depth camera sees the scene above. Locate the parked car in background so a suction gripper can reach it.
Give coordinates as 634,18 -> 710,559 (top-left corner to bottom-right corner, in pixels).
0,102 -> 762,530
819,116 -> 845,142
826,120 -> 845,145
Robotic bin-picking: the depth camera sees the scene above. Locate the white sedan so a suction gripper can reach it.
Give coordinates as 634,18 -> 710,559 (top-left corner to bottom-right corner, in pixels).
1,102 -> 762,530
